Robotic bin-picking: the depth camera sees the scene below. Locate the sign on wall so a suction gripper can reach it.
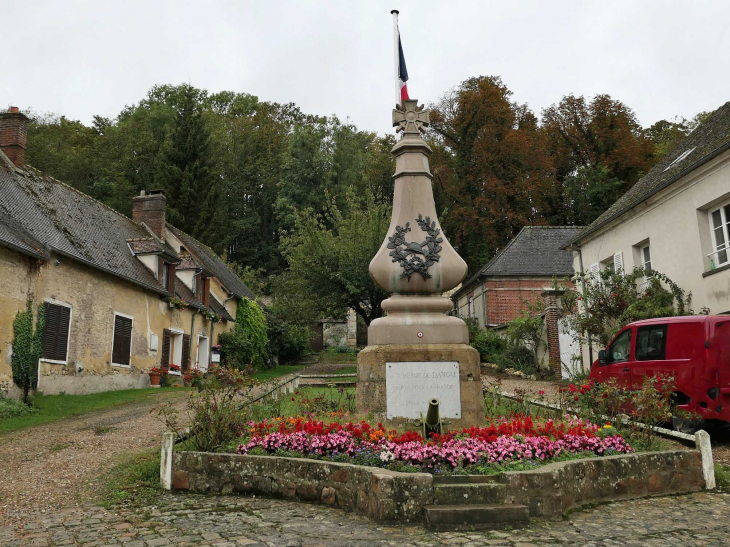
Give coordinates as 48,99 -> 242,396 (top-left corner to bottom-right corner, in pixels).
386,361 -> 461,419
211,353 -> 221,363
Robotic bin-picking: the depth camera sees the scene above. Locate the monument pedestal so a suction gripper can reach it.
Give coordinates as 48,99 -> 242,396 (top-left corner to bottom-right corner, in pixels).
357,344 -> 484,430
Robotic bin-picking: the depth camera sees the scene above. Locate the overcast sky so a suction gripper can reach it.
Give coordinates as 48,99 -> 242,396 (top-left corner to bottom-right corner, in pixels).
3,0 -> 730,136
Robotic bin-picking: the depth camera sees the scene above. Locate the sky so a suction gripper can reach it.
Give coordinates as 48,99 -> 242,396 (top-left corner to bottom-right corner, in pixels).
3,0 -> 730,136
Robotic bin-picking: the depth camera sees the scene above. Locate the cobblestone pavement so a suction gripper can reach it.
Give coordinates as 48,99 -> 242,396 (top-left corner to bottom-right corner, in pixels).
3,491 -> 729,547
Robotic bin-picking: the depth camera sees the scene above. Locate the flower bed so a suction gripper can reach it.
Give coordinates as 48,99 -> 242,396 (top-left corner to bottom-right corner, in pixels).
235,415 -> 633,474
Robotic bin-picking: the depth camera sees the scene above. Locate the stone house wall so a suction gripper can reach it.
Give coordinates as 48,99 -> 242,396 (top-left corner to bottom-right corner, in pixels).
0,245 -> 237,397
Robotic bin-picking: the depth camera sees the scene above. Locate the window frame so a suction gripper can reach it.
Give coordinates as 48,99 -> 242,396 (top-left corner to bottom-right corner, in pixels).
635,324 -> 667,362
40,299 -> 72,365
641,245 -> 652,272
191,273 -> 197,295
167,327 -> 184,375
161,262 -> 170,289
709,200 -> 730,268
606,328 -> 632,365
111,312 -> 134,368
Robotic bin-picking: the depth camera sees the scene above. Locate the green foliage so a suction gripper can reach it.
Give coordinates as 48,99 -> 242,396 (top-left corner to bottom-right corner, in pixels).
326,345 -> 355,355
219,298 -> 268,370
495,344 -> 536,375
470,329 -> 504,363
566,267 -> 699,347
11,301 -> 44,403
505,308 -> 544,366
96,448 -> 162,508
265,308 -> 311,363
0,396 -> 38,419
715,464 -> 730,492
280,191 -> 391,325
155,366 -> 259,452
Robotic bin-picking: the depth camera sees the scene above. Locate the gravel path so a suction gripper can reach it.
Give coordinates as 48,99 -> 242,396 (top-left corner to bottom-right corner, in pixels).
0,389 -> 189,527
481,370 -> 562,403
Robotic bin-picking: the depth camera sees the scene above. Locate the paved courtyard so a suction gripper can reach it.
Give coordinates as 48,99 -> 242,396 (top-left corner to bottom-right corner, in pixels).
2,491 -> 730,546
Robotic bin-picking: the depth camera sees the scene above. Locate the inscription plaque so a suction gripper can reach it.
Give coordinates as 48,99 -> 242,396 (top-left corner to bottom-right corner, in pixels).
385,361 -> 461,419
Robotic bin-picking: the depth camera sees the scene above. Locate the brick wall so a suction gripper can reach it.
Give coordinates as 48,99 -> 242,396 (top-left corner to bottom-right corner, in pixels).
132,193 -> 167,239
485,278 -> 567,326
0,108 -> 29,169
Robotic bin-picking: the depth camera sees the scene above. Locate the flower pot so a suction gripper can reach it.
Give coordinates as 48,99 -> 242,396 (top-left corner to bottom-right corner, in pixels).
149,371 -> 162,386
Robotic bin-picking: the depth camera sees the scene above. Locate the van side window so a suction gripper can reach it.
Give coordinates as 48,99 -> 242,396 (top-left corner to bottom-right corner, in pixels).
636,325 -> 667,361
607,329 -> 631,364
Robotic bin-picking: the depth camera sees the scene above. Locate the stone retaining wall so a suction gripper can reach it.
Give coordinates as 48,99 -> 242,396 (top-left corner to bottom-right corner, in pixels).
171,449 -> 705,523
172,452 -> 433,523
499,450 -> 704,518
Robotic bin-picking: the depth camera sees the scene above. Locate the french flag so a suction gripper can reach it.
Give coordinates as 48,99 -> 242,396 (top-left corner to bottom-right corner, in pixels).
397,30 -> 409,103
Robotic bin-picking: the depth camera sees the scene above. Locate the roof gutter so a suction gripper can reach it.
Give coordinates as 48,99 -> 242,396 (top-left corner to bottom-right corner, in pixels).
563,140 -> 730,249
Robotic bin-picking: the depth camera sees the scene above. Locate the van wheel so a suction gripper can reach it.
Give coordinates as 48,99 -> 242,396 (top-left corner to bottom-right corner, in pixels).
671,414 -> 702,435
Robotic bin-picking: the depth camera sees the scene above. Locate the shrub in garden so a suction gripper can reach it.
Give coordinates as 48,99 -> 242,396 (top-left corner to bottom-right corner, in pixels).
156,366 -> 259,452
471,329 -> 504,363
0,396 -> 38,419
496,344 -> 536,375
265,309 -> 312,364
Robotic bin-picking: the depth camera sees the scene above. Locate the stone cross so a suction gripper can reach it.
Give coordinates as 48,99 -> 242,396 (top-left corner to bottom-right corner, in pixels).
392,99 -> 430,135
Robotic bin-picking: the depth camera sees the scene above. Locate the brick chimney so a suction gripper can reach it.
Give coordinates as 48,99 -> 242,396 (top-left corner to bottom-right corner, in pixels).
0,107 -> 30,169
132,190 -> 167,240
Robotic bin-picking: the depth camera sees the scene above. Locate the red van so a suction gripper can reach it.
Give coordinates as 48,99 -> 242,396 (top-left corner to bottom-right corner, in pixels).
589,316 -> 730,430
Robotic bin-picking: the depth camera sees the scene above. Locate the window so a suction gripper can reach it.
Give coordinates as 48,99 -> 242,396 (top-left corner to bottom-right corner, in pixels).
635,324 -> 667,361
42,301 -> 71,363
607,329 -> 631,364
709,201 -> 730,267
161,328 -> 189,373
663,147 -> 696,172
191,274 -> 197,295
161,263 -> 169,289
468,293 -> 475,319
111,313 -> 133,367
641,245 -> 652,273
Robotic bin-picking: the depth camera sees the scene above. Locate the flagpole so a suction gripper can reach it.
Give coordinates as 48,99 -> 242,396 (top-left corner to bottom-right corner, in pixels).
391,10 -> 400,106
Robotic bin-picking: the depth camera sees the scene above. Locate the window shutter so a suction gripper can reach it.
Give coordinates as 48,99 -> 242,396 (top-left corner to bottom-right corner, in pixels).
182,334 -> 191,371
590,263 -> 600,277
161,328 -> 171,366
43,302 -> 59,359
43,303 -> 71,361
112,315 -> 133,366
613,252 -> 624,274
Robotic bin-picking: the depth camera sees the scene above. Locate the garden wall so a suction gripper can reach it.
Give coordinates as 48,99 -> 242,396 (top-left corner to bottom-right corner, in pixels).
499,450 -> 705,518
171,452 -> 433,523
171,449 -> 706,524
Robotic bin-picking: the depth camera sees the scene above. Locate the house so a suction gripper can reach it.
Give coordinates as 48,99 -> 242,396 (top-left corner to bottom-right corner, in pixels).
0,107 -> 255,398
453,226 -> 582,327
452,226 -> 582,375
564,100 -> 730,368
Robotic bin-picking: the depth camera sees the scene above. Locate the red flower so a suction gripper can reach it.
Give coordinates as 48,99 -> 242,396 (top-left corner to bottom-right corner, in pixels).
569,384 -> 577,393
291,397 -> 295,401
538,390 -> 545,396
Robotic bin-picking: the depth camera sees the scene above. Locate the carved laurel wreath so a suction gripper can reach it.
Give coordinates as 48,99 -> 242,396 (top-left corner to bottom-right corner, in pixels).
387,214 -> 443,281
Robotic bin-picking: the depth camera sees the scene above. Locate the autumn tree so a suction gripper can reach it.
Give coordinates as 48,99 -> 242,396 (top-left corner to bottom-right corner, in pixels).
539,94 -> 657,225
429,76 -> 552,274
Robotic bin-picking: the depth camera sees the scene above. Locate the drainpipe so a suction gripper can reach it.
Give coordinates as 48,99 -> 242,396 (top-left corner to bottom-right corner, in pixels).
190,311 -> 196,371
481,281 -> 487,328
576,246 -> 594,370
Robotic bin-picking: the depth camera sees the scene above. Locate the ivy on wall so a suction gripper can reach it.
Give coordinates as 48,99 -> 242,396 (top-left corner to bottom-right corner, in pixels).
218,298 -> 268,371
12,301 -> 45,403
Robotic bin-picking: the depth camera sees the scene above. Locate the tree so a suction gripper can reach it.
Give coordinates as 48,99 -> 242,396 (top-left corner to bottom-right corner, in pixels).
540,94 -> 657,225
429,76 -> 552,274
646,111 -> 711,161
280,192 -> 390,325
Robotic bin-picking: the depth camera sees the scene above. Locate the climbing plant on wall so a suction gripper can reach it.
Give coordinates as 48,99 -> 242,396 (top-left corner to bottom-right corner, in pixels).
218,298 -> 268,371
12,301 -> 45,404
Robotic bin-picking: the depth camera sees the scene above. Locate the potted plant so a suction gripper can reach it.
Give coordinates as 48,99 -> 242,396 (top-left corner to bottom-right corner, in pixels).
149,366 -> 162,386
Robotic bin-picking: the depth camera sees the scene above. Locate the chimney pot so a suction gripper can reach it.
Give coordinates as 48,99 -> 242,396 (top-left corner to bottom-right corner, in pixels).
0,107 -> 30,169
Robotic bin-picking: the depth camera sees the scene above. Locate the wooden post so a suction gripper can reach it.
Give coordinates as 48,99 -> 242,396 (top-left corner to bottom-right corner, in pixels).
160,431 -> 175,490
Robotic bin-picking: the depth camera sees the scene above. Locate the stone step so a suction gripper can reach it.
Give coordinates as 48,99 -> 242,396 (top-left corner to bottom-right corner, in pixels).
423,504 -> 530,531
432,475 -> 500,485
433,483 -> 506,505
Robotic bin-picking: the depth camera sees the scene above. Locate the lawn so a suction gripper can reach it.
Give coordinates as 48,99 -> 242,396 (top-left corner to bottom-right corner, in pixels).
253,364 -> 309,382
0,386 -> 190,435
318,352 -> 358,364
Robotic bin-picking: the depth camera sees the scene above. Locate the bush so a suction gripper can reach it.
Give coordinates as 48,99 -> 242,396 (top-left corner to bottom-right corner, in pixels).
155,366 -> 259,452
0,396 -> 38,419
471,329 -> 504,363
496,344 -> 536,375
266,310 -> 311,363
326,345 -> 355,355
218,328 -> 251,369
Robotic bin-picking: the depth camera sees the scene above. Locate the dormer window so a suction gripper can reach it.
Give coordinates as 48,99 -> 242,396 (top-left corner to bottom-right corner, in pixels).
191,273 -> 197,295
162,263 -> 169,289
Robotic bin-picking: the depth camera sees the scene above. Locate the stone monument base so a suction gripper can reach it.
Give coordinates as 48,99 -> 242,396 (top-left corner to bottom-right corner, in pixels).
356,344 -> 485,430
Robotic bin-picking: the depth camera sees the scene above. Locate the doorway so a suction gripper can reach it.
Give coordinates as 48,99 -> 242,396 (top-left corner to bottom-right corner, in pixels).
197,335 -> 210,371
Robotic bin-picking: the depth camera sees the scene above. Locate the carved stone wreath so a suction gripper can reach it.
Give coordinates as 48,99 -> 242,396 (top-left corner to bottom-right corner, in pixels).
387,214 -> 443,281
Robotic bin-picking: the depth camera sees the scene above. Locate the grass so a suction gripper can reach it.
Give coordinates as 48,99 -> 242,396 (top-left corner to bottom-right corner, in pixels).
96,447 -> 162,508
279,386 -> 356,416
715,464 -> 730,491
0,386 -> 190,435
318,352 -> 357,364
252,364 -> 309,382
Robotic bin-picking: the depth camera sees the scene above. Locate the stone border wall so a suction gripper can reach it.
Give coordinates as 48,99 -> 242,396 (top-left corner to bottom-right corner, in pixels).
171,449 -> 706,523
171,452 -> 433,523
499,450 -> 704,519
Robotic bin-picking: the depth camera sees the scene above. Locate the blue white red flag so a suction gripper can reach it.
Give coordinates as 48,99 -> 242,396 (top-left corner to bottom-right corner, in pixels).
397,29 -> 409,102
